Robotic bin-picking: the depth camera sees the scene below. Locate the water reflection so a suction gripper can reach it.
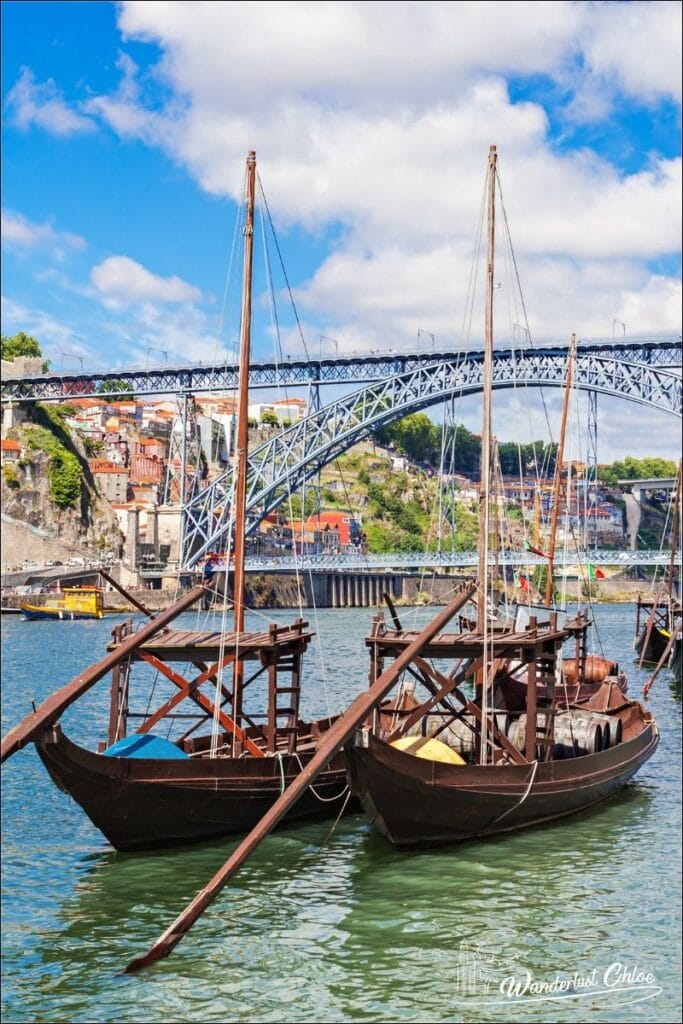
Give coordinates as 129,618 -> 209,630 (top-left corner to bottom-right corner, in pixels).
2,604 -> 680,1024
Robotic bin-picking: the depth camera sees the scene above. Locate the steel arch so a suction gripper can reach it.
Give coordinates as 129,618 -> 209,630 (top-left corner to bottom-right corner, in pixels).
181,350 -> 682,566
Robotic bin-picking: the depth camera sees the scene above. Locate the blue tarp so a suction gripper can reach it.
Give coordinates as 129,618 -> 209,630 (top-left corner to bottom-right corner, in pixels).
102,734 -> 189,759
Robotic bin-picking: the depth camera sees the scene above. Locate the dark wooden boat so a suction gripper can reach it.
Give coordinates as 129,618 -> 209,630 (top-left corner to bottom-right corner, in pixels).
635,465 -> 682,686
347,709 -> 657,847
345,146 -> 660,850
2,153 -> 353,852
634,597 -> 677,664
36,722 -> 348,852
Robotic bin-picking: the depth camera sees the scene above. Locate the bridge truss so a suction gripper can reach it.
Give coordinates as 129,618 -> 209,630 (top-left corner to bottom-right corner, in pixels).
1,337 -> 680,402
181,348 -> 682,566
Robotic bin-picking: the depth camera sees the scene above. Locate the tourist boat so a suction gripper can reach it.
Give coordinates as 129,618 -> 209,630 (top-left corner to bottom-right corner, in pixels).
1,152 -> 351,851
20,586 -> 104,620
634,463 -> 681,685
343,146 -> 660,848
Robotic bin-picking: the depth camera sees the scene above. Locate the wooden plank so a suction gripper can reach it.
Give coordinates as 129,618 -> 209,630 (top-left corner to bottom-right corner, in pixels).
123,582 -> 476,972
1,585 -> 207,763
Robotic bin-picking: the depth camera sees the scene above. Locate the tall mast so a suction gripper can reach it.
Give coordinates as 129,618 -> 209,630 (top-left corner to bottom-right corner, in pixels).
667,460 -> 682,600
232,150 -> 257,732
477,145 -> 497,632
544,332 -> 576,605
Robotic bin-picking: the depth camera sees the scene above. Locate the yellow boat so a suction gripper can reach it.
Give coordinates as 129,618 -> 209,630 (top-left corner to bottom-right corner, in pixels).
20,587 -> 105,621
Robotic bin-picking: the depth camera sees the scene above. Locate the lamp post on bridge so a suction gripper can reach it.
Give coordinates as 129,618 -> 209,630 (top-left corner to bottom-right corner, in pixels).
60,353 -> 85,374
418,328 -> 435,352
612,318 -> 626,339
319,335 -> 339,359
145,346 -> 169,370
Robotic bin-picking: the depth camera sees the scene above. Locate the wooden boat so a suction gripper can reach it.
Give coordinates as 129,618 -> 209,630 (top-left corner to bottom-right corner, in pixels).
20,585 -> 104,620
350,609 -> 658,846
634,463 -> 682,685
2,153 -> 351,851
345,146 -> 660,849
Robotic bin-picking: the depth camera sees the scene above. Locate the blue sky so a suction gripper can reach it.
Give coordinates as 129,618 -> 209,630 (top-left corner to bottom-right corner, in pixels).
1,1 -> 681,459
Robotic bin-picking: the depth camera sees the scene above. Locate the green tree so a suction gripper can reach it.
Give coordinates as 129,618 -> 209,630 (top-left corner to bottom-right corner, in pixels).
1,331 -> 50,371
260,410 -> 279,426
97,379 -> 134,401
598,455 -> 678,485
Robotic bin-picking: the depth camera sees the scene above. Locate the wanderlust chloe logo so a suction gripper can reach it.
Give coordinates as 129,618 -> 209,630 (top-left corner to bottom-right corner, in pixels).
454,940 -> 662,1008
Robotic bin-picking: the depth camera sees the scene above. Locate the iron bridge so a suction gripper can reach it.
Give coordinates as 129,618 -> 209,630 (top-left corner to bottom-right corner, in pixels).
1,336 -> 680,401
181,345 -> 682,567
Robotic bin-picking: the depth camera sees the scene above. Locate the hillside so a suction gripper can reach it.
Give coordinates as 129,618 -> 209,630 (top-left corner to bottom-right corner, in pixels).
287,440 -> 525,553
1,404 -> 123,569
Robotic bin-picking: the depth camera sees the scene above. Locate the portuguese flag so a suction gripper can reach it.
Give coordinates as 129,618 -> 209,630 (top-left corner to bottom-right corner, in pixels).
524,538 -> 548,558
588,563 -> 606,580
514,571 -> 530,592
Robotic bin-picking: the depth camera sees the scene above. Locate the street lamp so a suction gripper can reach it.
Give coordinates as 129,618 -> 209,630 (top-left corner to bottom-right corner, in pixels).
145,345 -> 169,369
60,352 -> 85,373
319,335 -> 339,357
512,323 -> 530,345
612,318 -> 626,339
417,328 -> 435,352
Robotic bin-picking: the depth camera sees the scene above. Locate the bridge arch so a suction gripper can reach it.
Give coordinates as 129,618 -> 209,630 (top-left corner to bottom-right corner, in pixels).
182,349 -> 682,566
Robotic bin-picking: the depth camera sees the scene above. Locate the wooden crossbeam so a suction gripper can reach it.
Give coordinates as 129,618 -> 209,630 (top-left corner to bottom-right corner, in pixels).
137,652 -> 264,758
137,652 -> 238,736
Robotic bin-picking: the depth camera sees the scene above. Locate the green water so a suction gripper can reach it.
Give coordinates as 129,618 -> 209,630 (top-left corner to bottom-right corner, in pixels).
1,604 -> 680,1023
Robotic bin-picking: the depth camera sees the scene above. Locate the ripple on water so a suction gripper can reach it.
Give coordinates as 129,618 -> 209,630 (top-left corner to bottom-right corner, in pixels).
1,605 -> 681,1023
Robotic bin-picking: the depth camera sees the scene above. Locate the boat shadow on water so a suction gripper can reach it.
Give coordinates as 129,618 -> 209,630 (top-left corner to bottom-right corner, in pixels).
27,781 -> 655,967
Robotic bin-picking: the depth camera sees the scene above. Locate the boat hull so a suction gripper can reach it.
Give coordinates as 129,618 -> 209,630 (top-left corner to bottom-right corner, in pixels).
634,623 -> 670,665
36,725 -> 352,852
346,717 -> 659,848
20,604 -> 104,621
669,635 -> 682,683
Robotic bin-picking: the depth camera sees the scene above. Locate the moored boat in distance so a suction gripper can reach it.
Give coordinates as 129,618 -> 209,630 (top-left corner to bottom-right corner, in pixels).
20,586 -> 105,620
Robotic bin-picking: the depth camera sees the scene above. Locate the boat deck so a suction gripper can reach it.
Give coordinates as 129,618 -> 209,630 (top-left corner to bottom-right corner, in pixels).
366,619 -> 585,660
108,621 -> 314,662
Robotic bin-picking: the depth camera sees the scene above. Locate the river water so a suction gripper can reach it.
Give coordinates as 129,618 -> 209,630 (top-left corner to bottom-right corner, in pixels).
1,603 -> 680,1023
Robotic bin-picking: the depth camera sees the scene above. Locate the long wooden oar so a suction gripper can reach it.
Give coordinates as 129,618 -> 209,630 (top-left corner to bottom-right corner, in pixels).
123,581 -> 477,973
1,584 -> 206,763
643,629 -> 677,698
98,568 -> 155,618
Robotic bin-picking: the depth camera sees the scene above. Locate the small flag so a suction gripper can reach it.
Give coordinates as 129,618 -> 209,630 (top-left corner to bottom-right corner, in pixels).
588,563 -> 605,580
524,538 -> 548,558
514,571 -> 530,591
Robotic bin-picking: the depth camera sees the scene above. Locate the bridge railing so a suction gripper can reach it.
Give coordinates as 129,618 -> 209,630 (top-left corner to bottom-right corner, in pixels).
226,548 -> 682,571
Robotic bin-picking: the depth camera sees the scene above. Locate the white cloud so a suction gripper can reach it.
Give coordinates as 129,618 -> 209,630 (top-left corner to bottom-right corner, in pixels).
1,209 -> 86,253
0,295 -> 91,359
5,67 -> 96,136
578,1 -> 682,107
90,256 -> 202,305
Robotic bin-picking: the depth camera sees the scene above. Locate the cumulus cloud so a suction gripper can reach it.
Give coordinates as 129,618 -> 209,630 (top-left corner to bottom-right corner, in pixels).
4,2 -> 680,393
0,295 -> 91,359
5,67 -> 96,136
1,209 -> 86,258
90,256 -> 202,306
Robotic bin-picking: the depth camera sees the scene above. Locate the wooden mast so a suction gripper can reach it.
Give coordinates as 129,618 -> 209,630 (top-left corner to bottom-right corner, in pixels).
123,583 -> 476,972
544,332 -> 576,606
667,461 -> 681,602
231,150 -> 257,736
477,144 -> 497,633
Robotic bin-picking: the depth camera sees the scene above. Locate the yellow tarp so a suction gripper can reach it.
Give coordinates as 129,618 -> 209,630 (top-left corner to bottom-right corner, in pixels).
390,735 -> 465,765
